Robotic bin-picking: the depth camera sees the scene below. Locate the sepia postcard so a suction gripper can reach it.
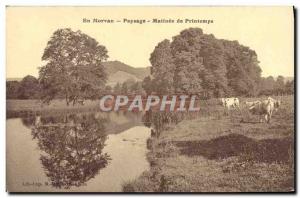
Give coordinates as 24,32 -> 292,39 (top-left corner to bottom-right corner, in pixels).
6,6 -> 295,193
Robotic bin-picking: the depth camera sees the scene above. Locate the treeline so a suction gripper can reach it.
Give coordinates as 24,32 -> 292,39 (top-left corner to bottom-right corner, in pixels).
260,76 -> 294,96
104,79 -> 144,95
7,76 -> 40,99
6,74 -> 294,100
7,76 -> 145,99
142,28 -> 294,97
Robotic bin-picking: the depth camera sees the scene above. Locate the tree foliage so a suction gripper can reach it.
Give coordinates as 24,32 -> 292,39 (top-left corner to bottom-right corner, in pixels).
6,75 -> 40,99
32,113 -> 110,188
112,79 -> 144,95
222,40 -> 262,96
18,75 -> 41,99
38,28 -> 108,105
142,76 -> 154,95
6,81 -> 21,99
259,76 -> 293,96
147,28 -> 264,97
285,80 -> 294,95
150,39 -> 175,94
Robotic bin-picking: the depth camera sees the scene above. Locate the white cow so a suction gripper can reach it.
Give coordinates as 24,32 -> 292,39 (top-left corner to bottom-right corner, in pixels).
223,97 -> 240,109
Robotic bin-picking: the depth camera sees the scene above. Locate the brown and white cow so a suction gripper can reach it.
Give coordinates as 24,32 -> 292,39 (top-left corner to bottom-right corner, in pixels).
248,97 -> 281,123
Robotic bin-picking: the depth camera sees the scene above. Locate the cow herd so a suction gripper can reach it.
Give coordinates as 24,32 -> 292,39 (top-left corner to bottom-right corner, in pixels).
220,97 -> 281,123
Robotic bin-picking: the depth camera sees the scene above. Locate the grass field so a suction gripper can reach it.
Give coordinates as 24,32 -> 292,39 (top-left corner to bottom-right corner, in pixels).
123,95 -> 295,192
6,99 -> 100,118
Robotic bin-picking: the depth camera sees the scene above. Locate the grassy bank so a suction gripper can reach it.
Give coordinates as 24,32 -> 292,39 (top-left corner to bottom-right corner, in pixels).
123,96 -> 294,192
6,99 -> 100,118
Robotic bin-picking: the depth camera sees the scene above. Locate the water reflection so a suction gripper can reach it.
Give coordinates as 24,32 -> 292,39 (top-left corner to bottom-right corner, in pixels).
21,116 -> 36,128
142,111 -> 186,137
30,113 -> 110,189
7,111 -> 151,192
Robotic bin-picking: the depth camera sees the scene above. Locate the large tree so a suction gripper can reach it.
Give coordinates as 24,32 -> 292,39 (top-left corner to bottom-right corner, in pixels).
146,28 -> 262,97
222,40 -> 261,96
170,29 -> 204,95
150,39 -> 175,94
39,28 -> 108,105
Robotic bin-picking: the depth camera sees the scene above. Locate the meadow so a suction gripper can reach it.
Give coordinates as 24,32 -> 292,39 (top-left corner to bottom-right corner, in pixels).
6,99 -> 100,118
123,95 -> 295,192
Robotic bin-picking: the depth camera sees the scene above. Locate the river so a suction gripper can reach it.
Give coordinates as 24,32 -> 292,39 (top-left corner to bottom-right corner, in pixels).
6,111 -> 150,192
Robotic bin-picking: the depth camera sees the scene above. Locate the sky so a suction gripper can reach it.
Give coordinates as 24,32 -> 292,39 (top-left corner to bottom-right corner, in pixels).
6,6 -> 294,78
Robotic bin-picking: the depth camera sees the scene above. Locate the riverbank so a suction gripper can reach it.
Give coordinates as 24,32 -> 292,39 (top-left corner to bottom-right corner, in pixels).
123,96 -> 294,192
6,99 -> 99,118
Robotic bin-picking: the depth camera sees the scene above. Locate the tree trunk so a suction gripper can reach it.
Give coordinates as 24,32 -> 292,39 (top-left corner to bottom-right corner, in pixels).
72,96 -> 77,106
65,92 -> 70,106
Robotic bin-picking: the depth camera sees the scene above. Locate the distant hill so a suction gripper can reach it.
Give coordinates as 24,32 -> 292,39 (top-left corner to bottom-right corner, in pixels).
6,61 -> 151,86
102,61 -> 150,86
